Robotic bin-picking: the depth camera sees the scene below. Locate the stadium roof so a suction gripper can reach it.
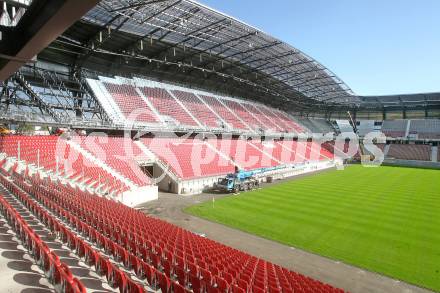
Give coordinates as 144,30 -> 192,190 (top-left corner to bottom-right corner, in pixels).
360,92 -> 440,109
40,0 -> 359,112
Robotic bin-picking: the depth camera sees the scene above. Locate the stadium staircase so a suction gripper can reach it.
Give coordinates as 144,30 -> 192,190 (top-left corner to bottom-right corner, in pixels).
65,139 -> 137,190
431,146 -> 438,162
134,140 -> 181,183
213,97 -> 253,132
405,120 -> 411,137
193,93 -> 229,128
204,140 -> 242,170
135,87 -> 165,124
248,142 -> 282,165
383,144 -> 391,157
167,89 -> 204,128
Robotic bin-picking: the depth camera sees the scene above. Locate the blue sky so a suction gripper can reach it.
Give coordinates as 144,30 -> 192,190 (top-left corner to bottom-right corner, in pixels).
198,0 -> 440,96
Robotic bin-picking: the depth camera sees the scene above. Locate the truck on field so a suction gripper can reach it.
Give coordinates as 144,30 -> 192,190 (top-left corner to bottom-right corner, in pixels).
215,166 -> 284,193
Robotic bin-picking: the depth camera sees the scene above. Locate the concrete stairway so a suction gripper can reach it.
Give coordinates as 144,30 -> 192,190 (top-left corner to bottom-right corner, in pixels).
431,146 -> 438,162
405,120 -> 411,137
384,144 -> 391,157
66,139 -> 137,190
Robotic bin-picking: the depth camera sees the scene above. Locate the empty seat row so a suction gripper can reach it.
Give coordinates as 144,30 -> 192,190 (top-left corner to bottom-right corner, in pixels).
97,77 -> 307,134
2,168 -> 345,293
381,120 -> 408,138
140,137 -> 335,179
386,144 -> 431,161
104,82 -> 158,123
221,99 -> 263,131
141,86 -> 199,126
172,91 -> 224,128
0,135 -> 131,193
141,137 -> 235,179
0,192 -> 86,293
1,173 -> 187,293
198,95 -> 248,130
79,135 -> 151,186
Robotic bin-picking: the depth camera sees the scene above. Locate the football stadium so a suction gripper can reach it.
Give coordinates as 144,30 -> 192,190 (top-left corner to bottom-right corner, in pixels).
0,1 -> 439,293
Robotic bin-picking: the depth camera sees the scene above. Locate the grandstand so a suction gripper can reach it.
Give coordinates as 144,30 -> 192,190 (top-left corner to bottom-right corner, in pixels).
0,0 -> 439,293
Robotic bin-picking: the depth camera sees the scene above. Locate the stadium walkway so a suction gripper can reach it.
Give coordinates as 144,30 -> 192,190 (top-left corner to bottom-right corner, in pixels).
138,191 -> 434,293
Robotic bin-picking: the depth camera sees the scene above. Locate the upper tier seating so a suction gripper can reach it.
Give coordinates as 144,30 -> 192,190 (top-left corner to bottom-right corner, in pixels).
94,76 -> 310,134
241,103 -> 283,132
252,105 -> 302,133
104,82 -> 158,123
381,120 -> 408,138
198,95 -> 248,130
172,90 -> 222,128
270,109 -> 304,133
140,86 -> 199,127
409,119 -> 440,139
299,118 -> 334,134
386,144 -> 431,161
141,137 -> 235,179
0,171 -> 345,293
220,99 -> 264,131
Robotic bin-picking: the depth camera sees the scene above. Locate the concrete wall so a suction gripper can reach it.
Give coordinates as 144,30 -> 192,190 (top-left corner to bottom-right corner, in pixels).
382,159 -> 440,169
178,175 -> 223,195
119,185 -> 158,207
174,160 -> 338,195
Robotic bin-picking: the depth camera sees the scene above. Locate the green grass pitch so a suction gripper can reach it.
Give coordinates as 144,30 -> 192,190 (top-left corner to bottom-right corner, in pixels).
185,165 -> 440,291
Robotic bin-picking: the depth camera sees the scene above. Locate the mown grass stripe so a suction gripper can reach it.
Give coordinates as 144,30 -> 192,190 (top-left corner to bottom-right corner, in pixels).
186,166 -> 440,291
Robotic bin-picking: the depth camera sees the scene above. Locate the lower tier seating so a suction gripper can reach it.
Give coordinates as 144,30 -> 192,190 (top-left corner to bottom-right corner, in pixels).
0,169 -> 345,293
386,144 -> 431,161
1,135 -> 337,190
0,191 -> 86,293
141,137 -> 236,179
140,137 -> 336,179
80,135 -> 151,186
0,135 -> 130,193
